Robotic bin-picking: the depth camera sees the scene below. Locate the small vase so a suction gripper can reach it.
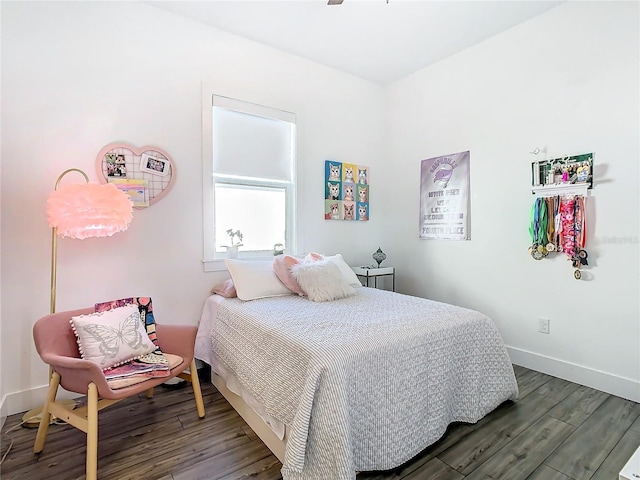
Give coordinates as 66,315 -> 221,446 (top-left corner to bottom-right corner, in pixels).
225,246 -> 239,259
372,247 -> 386,267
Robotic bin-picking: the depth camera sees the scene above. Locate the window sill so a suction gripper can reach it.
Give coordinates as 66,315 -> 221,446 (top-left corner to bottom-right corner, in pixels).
203,255 -> 282,272
203,259 -> 227,272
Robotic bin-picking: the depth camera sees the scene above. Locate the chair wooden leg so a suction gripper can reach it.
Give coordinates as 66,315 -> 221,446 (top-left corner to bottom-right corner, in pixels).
146,387 -> 154,399
33,371 -> 61,453
86,383 -> 98,480
189,359 -> 205,418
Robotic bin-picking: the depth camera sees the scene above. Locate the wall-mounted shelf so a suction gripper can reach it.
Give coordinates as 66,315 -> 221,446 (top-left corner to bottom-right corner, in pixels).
527,150 -> 593,280
531,182 -> 589,197
531,152 -> 593,197
95,143 -> 176,208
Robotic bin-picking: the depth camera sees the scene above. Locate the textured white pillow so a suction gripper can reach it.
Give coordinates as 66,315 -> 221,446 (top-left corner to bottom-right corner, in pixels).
225,259 -> 293,301
291,260 -> 356,302
323,254 -> 362,288
70,304 -> 156,370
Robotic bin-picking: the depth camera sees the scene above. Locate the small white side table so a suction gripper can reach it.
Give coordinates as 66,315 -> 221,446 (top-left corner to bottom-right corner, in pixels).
351,266 -> 395,291
620,446 -> 640,480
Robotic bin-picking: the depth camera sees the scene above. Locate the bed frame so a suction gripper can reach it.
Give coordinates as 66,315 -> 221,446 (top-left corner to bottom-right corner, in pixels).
211,371 -> 287,463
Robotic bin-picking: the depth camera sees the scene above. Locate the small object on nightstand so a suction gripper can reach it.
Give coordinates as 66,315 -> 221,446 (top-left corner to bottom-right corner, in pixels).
372,247 -> 387,267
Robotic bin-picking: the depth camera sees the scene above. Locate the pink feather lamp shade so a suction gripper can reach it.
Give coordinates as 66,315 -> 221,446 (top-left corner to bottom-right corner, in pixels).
46,182 -> 133,239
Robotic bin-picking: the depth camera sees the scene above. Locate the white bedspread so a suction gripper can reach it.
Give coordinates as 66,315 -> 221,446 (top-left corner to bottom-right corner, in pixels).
206,288 -> 518,480
196,295 -> 286,439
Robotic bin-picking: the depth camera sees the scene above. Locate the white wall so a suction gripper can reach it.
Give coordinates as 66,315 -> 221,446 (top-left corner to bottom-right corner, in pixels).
385,1 -> 639,401
2,1 -> 638,417
0,1 -> 387,415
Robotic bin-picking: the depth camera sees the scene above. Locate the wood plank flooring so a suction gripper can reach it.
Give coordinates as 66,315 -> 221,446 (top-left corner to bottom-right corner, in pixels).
1,366 -> 638,480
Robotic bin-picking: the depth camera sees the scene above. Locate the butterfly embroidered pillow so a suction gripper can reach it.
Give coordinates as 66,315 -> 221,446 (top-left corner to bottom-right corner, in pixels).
71,304 -> 157,370
94,297 -> 167,365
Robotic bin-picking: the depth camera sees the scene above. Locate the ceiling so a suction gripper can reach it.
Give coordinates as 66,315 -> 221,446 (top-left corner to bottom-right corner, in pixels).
147,0 -> 562,85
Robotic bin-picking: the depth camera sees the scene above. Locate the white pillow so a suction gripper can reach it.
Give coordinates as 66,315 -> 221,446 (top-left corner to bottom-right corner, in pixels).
291,260 -> 356,302
323,254 -> 362,288
70,304 -> 156,370
225,259 -> 293,301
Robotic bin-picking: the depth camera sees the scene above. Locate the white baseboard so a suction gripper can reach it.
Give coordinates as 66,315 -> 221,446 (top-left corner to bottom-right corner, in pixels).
507,346 -> 640,403
1,384 -> 81,418
1,394 -> 7,430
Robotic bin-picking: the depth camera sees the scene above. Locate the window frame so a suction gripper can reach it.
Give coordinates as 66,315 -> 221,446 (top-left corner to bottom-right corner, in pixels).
202,87 -> 297,272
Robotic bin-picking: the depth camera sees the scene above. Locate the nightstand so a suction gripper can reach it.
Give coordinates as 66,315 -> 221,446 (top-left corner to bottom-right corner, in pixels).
351,266 -> 395,291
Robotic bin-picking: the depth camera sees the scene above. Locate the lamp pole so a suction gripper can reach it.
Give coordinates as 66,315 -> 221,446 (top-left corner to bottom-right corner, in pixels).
49,169 -> 90,314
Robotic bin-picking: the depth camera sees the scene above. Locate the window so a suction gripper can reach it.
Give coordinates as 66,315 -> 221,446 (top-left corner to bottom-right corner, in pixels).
202,93 -> 296,270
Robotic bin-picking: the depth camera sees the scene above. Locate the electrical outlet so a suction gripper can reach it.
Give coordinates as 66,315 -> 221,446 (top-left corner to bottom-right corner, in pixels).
538,318 -> 550,334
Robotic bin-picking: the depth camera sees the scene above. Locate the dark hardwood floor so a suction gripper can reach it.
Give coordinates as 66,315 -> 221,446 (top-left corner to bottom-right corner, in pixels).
1,365 -> 639,480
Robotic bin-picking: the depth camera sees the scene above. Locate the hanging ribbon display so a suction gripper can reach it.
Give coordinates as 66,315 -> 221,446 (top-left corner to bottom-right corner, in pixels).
529,194 -> 588,279
560,195 -> 575,255
545,197 -> 555,251
528,197 -> 550,259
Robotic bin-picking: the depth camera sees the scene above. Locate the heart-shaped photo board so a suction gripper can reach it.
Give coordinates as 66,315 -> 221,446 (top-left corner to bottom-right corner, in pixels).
96,143 -> 176,208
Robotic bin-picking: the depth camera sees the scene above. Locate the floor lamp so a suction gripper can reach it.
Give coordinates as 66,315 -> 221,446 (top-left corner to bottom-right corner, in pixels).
22,168 -> 133,426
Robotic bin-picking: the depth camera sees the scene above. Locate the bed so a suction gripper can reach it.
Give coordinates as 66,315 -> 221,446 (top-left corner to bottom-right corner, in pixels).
195,286 -> 518,480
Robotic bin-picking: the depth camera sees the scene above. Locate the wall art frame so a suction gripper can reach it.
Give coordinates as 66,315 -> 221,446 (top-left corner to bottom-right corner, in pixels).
419,150 -> 470,240
324,160 -> 370,221
96,143 -> 176,208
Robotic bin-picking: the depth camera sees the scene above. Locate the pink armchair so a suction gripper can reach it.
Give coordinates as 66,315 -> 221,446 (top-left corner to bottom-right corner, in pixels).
32,307 -> 205,480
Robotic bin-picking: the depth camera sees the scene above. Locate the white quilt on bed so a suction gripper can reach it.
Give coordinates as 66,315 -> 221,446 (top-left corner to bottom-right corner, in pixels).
210,288 -> 518,480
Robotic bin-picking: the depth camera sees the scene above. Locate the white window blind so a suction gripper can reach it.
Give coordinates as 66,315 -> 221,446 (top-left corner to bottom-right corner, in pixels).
213,96 -> 294,182
202,92 -> 297,270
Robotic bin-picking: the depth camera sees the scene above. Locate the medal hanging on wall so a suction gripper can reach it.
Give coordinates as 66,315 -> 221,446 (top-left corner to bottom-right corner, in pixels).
529,194 -> 588,279
529,197 -> 549,260
572,196 -> 588,279
559,195 -> 588,279
545,196 -> 559,253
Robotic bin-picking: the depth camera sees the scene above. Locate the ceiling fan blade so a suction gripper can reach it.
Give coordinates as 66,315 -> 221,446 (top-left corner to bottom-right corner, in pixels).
328,0 -> 344,5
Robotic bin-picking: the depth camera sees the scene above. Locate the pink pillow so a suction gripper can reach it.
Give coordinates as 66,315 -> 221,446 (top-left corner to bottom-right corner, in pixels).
273,255 -> 306,296
211,278 -> 237,298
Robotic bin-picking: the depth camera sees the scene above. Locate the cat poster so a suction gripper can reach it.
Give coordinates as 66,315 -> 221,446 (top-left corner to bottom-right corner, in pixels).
342,163 -> 357,184
356,202 -> 368,221
325,160 -> 369,221
326,180 -> 341,200
343,201 -> 356,220
419,150 -> 470,240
